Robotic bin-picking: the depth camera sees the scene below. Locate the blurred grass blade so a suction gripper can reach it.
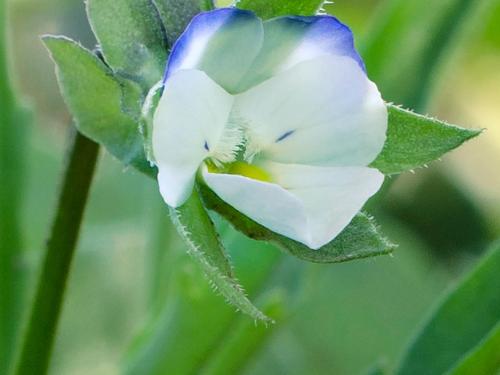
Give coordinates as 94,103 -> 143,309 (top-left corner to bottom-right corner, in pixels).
446,322 -> 500,375
235,0 -> 327,19
201,185 -> 395,264
362,0 -> 490,110
396,243 -> 500,375
371,105 -> 481,175
13,131 -> 99,375
86,0 -> 167,88
43,36 -> 153,176
171,190 -> 271,322
199,291 -> 287,375
0,0 -> 28,372
124,228 -> 281,375
153,0 -> 214,45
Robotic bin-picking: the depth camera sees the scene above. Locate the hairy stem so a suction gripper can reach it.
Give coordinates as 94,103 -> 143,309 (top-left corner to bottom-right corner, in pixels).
13,131 -> 99,375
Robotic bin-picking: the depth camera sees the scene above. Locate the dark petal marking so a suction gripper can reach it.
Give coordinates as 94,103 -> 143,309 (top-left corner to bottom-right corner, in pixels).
204,140 -> 210,151
276,130 -> 294,143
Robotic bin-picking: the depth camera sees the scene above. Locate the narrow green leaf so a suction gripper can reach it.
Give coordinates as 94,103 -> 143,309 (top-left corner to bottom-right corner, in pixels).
200,185 -> 396,264
235,0 -> 326,19
86,0 -> 167,88
396,243 -> 500,375
200,291 -> 287,375
362,0 -> 489,110
171,189 -> 271,322
154,0 -> 214,45
447,322 -> 500,375
371,105 -> 481,175
43,36 -> 153,175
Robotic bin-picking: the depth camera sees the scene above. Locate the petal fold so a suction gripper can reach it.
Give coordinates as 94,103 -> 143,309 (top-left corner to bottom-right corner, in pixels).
236,15 -> 365,91
153,69 -> 234,207
236,56 -> 387,167
164,8 -> 264,93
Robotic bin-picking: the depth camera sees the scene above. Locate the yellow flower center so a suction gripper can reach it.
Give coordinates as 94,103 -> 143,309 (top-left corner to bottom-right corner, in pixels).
207,161 -> 272,183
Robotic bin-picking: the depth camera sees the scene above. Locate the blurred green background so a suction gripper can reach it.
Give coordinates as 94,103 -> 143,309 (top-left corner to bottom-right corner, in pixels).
4,0 -> 500,374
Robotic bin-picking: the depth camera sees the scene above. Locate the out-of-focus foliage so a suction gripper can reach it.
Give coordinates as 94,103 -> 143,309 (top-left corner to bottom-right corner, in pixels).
447,323 -> 500,375
0,0 -> 30,372
361,0 -> 490,111
397,243 -> 500,375
2,0 -> 499,374
382,169 -> 492,261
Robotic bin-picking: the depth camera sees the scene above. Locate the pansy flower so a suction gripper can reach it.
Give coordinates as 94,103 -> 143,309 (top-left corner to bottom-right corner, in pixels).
152,8 -> 387,250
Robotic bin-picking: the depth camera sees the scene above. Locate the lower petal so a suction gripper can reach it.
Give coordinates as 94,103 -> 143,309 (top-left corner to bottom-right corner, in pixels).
203,163 -> 384,249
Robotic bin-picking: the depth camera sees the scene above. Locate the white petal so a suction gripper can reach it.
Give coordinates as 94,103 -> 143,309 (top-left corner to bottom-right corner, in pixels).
153,69 -> 234,207
202,169 -> 310,243
203,163 -> 384,249
236,56 -> 387,167
164,8 -> 263,93
236,15 -> 365,91
263,162 -> 385,249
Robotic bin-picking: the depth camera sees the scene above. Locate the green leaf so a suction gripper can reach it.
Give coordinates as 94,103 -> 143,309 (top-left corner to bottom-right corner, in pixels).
154,0 -> 214,45
86,0 -> 167,88
199,291 -> 287,375
447,322 -> 500,375
235,0 -> 326,19
43,36 -> 153,175
361,0 -> 490,110
171,189 -> 271,322
371,105 -> 481,175
396,243 -> 500,375
200,184 -> 396,264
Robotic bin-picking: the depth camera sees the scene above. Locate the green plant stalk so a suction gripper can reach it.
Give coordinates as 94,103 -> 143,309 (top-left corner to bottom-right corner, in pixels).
12,131 -> 99,375
0,0 -> 26,372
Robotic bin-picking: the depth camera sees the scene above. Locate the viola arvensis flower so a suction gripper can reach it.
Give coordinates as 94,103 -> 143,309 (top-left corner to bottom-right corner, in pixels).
152,8 -> 387,249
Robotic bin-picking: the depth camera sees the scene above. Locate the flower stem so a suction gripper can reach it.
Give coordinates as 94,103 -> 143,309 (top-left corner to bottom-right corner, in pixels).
13,130 -> 99,375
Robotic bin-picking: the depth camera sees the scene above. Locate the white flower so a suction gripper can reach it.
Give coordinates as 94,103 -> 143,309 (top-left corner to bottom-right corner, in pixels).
152,8 -> 387,249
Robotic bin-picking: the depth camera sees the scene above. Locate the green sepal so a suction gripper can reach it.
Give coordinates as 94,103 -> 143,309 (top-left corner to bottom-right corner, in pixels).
43,35 -> 153,176
154,0 -> 215,46
86,0 -> 167,89
171,189 -> 271,322
371,104 -> 481,175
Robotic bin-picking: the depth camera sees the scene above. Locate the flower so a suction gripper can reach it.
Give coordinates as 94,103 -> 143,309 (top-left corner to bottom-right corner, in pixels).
152,8 -> 387,250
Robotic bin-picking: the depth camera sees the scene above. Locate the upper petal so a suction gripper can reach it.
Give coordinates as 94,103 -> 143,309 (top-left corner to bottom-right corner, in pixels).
236,55 -> 387,167
153,69 -> 234,207
163,8 -> 264,93
203,163 -> 384,249
236,15 -> 365,92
